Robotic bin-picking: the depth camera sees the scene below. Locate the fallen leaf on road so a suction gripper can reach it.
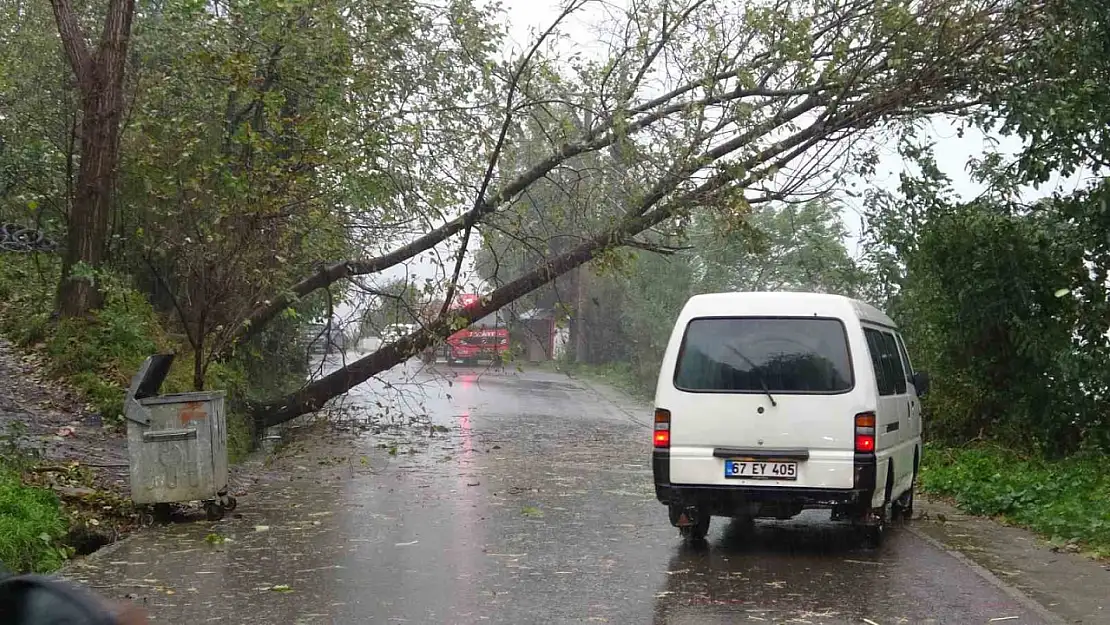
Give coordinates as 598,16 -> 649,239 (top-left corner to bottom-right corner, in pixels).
254,525 -> 270,532
521,506 -> 544,518
269,585 -> 294,593
204,533 -> 226,545
56,426 -> 76,437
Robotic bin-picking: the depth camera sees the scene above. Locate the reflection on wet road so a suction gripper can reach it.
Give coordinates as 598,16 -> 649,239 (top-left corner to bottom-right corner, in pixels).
65,358 -> 1052,624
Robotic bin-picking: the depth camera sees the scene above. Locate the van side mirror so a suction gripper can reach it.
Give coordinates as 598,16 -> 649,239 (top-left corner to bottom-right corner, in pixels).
912,370 -> 931,397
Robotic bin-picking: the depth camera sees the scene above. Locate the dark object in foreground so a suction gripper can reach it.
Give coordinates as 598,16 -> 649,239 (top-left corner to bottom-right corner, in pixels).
0,572 -> 147,624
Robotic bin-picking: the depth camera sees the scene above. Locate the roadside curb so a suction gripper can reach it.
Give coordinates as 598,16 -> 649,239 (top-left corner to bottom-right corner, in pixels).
905,524 -> 1067,625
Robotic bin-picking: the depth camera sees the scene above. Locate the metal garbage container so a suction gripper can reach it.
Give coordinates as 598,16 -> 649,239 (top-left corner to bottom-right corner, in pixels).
124,354 -> 236,521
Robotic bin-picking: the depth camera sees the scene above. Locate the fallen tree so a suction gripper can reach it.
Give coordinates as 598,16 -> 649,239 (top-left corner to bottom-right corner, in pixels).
249,0 -> 1041,428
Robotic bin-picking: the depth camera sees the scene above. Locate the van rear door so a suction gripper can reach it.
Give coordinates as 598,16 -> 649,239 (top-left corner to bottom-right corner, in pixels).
666,316 -> 861,489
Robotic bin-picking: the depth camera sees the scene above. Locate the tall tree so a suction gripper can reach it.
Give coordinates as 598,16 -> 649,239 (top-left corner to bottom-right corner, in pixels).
246,0 -> 1043,428
49,0 -> 136,317
859,0 -> 1110,453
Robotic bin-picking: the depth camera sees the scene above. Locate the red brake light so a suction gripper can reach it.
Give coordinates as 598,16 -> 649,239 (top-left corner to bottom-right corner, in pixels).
653,408 -> 671,449
854,411 -> 876,453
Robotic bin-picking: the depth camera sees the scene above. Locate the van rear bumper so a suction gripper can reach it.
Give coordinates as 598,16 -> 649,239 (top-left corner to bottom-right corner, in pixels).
653,450 -> 877,510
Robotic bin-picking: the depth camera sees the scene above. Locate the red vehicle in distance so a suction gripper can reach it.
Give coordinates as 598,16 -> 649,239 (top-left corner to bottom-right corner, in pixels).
443,293 -> 509,365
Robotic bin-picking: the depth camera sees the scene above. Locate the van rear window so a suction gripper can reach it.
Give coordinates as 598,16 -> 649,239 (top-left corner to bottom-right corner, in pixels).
674,317 -> 853,393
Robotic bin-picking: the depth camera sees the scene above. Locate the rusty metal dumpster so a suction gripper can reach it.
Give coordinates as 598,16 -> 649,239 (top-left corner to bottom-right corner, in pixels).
124,354 -> 236,521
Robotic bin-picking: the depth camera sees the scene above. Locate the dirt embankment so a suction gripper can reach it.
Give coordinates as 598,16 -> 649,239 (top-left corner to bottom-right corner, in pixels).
0,338 -> 139,554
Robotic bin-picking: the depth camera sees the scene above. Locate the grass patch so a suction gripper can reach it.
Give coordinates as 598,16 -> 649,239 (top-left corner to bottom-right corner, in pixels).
559,360 -> 654,400
0,465 -> 68,573
920,443 -> 1110,555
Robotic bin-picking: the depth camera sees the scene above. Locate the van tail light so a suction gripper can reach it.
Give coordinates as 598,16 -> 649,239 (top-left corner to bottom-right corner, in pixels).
653,408 -> 671,449
855,411 -> 876,453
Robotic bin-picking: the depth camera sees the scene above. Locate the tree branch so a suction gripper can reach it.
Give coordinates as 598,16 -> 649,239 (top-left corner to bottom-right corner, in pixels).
50,0 -> 93,84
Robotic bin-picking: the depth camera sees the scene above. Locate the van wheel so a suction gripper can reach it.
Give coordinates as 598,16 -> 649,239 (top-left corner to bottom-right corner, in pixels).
672,506 -> 710,541
864,504 -> 889,547
894,474 -> 916,522
679,514 -> 710,541
895,452 -> 919,521
863,467 -> 894,548
894,485 -> 915,522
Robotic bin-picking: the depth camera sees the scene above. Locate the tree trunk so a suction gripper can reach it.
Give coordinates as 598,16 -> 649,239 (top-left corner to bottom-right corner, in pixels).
252,196 -> 691,428
573,265 -> 588,363
50,0 -> 136,318
249,98 -> 846,426
57,92 -> 122,316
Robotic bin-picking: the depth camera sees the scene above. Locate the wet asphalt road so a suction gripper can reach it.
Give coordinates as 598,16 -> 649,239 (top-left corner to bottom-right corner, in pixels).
65,358 -> 1056,624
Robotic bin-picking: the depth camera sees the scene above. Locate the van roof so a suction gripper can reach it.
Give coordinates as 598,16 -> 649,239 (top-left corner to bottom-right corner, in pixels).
681,291 -> 895,328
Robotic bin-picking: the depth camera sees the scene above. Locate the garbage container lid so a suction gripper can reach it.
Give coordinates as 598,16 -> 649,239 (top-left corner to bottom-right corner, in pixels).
132,353 -> 176,400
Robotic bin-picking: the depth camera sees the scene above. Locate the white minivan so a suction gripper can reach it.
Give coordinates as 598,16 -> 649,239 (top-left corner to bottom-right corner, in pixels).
651,292 -> 929,544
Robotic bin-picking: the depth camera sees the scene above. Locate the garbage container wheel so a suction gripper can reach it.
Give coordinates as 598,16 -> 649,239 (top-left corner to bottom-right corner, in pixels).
204,501 -> 225,522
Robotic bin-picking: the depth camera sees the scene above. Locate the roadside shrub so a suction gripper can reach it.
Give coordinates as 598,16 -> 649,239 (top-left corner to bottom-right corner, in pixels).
0,467 -> 68,573
920,443 -> 1110,553
1,257 -> 250,428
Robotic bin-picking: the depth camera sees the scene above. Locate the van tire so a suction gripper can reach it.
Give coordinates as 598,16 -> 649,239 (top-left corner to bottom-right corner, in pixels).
672,507 -> 710,541
895,484 -> 915,522
863,465 -> 894,548
895,451 -> 919,521
679,515 -> 710,541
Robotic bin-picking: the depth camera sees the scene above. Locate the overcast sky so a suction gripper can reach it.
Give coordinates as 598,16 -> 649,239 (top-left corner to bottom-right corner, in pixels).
339,0 -> 1090,325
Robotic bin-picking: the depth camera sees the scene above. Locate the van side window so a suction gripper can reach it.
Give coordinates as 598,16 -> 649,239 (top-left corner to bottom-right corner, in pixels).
894,332 -> 914,382
864,328 -> 906,395
864,329 -> 894,396
879,332 -> 907,394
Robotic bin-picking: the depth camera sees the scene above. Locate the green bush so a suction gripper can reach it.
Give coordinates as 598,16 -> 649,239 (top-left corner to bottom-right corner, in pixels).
0,467 -> 68,573
0,256 -> 259,457
920,443 -> 1110,554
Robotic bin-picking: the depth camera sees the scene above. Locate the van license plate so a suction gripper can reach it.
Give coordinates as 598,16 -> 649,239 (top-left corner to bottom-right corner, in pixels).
724,460 -> 797,480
